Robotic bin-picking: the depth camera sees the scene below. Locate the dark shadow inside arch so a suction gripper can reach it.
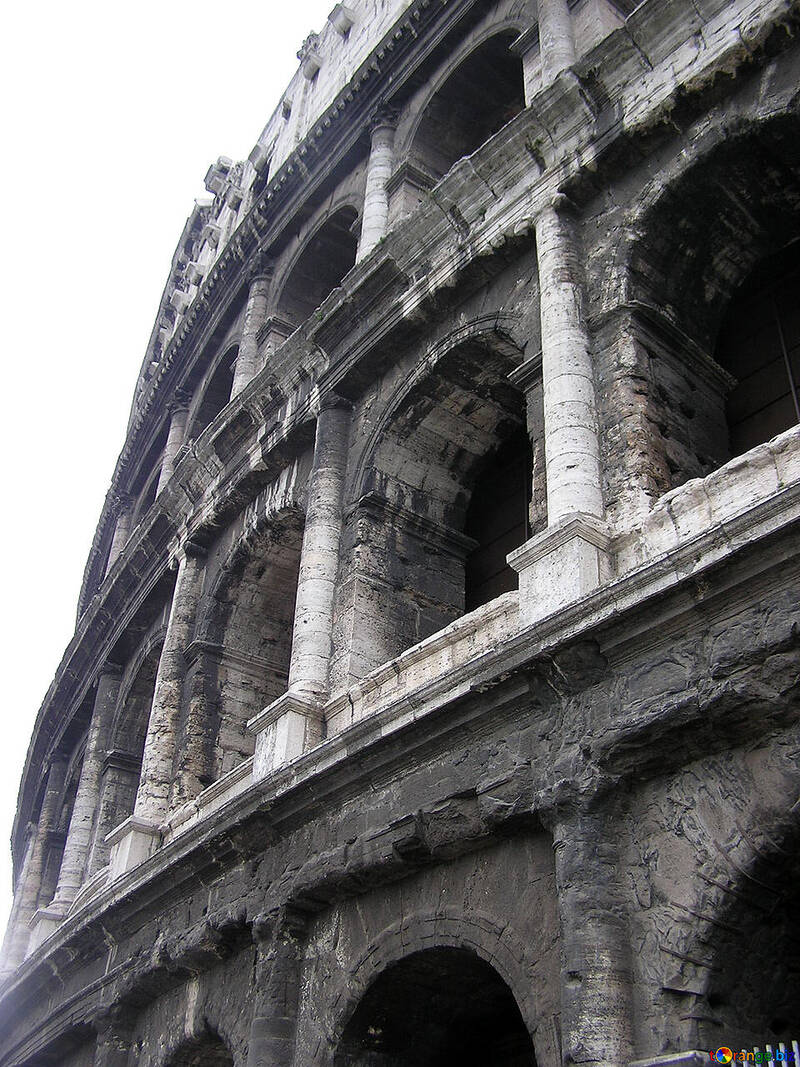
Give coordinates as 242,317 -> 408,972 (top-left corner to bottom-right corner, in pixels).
410,32 -> 524,183
276,206 -> 359,328
714,238 -> 800,458
698,823 -> 800,1050
165,1030 -> 233,1066
335,947 -> 537,1066
188,346 -> 239,441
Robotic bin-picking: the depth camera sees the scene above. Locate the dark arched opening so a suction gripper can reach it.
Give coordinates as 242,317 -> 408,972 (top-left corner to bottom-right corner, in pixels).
276,207 -> 359,328
464,427 -> 531,612
714,239 -> 800,458
165,1030 -> 234,1067
198,511 -> 304,778
188,346 -> 238,441
335,947 -> 537,1066
698,826 -> 800,1050
410,33 -> 525,183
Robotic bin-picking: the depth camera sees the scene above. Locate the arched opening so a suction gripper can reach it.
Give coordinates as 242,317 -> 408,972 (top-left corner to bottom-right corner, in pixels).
335,947 -> 537,1066
624,116 -> 800,494
187,346 -> 238,441
714,239 -> 800,458
276,207 -> 359,329
409,33 -> 525,183
336,331 -> 533,692
464,427 -> 531,612
165,1031 -> 233,1067
198,511 -> 304,778
698,827 -> 800,1050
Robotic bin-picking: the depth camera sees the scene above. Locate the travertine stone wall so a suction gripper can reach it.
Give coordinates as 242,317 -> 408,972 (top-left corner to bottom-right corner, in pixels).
3,0 -> 800,1062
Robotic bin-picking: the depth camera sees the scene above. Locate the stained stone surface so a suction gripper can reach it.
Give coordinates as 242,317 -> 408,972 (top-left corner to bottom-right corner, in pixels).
1,0 -> 799,1064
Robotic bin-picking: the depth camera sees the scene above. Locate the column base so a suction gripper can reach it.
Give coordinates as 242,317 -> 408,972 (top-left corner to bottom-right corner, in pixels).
26,903 -> 68,956
507,512 -> 612,626
248,692 -> 324,780
106,816 -> 161,880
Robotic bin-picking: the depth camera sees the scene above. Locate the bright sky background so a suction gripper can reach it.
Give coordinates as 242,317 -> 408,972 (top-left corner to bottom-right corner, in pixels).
0,0 -> 332,939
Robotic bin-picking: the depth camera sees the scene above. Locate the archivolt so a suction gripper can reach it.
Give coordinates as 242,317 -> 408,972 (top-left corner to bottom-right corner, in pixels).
351,313 -> 524,503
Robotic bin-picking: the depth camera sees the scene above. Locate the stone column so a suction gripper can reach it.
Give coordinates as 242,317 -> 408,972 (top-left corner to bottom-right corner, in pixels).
549,809 -> 634,1067
538,0 -> 576,84
86,750 -> 141,877
93,1015 -> 134,1067
288,399 -> 351,698
108,544 -> 205,876
50,664 -> 123,909
0,757 -> 67,972
508,197 -> 610,623
232,255 -> 274,398
156,391 -> 191,496
168,642 -> 214,810
250,399 -> 350,778
537,199 -> 603,523
246,911 -> 305,1067
105,494 -> 133,575
357,111 -> 397,262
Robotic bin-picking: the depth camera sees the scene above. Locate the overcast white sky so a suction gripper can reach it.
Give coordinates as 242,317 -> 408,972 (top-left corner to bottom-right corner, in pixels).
0,0 -> 332,937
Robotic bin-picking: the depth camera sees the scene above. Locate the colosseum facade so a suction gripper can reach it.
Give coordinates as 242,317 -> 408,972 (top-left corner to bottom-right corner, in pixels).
1,0 -> 799,1064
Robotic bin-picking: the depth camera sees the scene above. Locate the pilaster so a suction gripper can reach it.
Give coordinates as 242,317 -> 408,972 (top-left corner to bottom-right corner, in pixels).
509,196 -> 609,625
156,389 -> 192,496
232,253 -> 274,398
251,398 -> 350,779
50,663 -> 123,910
110,541 -> 206,875
357,109 -> 397,261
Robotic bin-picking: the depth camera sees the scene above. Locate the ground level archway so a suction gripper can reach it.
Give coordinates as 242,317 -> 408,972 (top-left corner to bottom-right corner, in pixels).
334,946 -> 537,1066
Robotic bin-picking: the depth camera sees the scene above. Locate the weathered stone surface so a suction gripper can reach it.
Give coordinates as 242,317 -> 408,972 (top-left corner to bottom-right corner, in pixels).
2,0 -> 800,1063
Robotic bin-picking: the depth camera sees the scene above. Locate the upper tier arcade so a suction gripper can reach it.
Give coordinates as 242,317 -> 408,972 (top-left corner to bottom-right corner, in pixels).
2,0 -> 799,1062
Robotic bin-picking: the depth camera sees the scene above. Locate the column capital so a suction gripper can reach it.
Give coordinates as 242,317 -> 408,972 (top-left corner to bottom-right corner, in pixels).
317,391 -> 354,414
109,491 -> 133,516
536,191 -> 579,222
370,105 -> 399,132
180,536 -> 209,561
169,387 -> 192,415
246,250 -> 275,285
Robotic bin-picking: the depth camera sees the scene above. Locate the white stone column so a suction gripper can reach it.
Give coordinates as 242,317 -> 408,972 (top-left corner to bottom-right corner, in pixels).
538,0 -> 576,84
357,111 -> 397,262
156,392 -> 191,496
231,255 -> 273,398
0,757 -> 66,972
50,664 -> 122,909
537,200 -> 603,522
105,494 -> 133,575
508,197 -> 609,623
108,544 -> 205,876
250,399 -> 350,778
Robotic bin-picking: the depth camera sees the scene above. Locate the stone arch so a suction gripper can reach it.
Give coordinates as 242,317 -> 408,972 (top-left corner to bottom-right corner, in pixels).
326,912 -> 543,1066
336,317 -> 532,682
273,204 -> 360,331
84,626 -> 168,873
129,459 -> 163,532
607,106 -> 800,495
194,502 -> 305,779
648,734 -> 800,1053
187,344 -> 239,443
400,27 -> 525,185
